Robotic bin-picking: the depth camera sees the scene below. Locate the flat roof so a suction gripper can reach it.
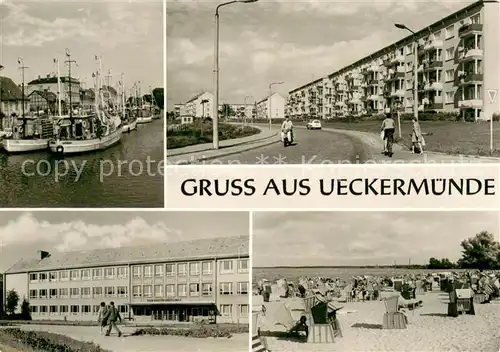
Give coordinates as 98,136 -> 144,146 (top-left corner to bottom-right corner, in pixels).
289,0 -> 483,94
5,235 -> 249,274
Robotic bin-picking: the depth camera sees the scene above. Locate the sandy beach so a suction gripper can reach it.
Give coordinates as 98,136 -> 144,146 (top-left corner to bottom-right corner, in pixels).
256,292 -> 500,352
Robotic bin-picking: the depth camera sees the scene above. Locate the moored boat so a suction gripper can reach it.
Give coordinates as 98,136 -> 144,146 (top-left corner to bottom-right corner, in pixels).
122,117 -> 137,132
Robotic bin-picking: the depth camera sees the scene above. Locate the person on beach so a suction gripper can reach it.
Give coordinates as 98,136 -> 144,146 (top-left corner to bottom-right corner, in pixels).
97,302 -> 108,335
381,113 -> 395,157
411,118 -> 424,154
104,301 -> 122,337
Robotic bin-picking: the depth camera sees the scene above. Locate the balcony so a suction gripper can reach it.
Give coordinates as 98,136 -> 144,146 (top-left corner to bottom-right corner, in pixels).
424,39 -> 443,51
390,89 -> 405,98
390,54 -> 405,65
368,79 -> 380,86
336,85 -> 347,91
387,72 -> 405,81
424,81 -> 443,91
335,101 -> 346,107
368,94 -> 381,101
365,65 -> 380,73
458,23 -> 483,38
351,73 -> 363,80
459,48 -> 483,62
424,60 -> 443,71
459,99 -> 482,109
461,73 -> 483,84
424,103 -> 444,110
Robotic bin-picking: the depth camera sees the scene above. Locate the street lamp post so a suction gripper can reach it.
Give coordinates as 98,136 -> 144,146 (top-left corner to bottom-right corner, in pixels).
0,65 -> 4,122
395,23 -> 419,122
243,95 -> 252,128
213,0 -> 258,150
268,81 -> 283,130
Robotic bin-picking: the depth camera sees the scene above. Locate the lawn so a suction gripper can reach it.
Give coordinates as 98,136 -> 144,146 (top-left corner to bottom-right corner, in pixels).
0,328 -> 109,352
167,121 -> 260,149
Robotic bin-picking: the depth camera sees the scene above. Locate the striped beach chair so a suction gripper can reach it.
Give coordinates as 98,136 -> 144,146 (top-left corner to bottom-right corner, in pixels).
303,294 -> 336,343
252,312 -> 268,352
382,296 -> 407,329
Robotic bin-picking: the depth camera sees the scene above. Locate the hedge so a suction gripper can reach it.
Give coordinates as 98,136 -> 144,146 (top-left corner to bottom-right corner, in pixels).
131,324 -> 249,338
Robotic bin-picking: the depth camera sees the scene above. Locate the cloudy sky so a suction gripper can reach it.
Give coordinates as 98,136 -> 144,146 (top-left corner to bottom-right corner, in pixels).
0,211 -> 249,272
167,0 -> 475,109
1,0 -> 163,92
253,212 -> 499,267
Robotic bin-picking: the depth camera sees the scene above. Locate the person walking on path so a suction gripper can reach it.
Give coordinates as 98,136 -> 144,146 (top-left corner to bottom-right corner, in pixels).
97,302 -> 108,335
104,301 -> 122,337
381,113 -> 395,157
411,118 -> 424,154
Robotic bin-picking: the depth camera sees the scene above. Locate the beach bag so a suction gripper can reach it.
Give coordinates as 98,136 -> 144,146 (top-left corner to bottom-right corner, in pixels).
421,137 -> 426,147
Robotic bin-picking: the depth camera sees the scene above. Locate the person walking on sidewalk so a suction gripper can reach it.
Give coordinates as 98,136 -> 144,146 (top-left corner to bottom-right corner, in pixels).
104,301 -> 122,337
97,302 -> 108,335
411,118 -> 424,154
381,113 -> 395,157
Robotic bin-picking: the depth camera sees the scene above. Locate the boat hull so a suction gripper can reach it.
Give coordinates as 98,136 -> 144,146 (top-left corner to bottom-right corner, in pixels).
49,127 -> 123,155
136,116 -> 153,124
2,138 -> 50,153
123,119 -> 137,132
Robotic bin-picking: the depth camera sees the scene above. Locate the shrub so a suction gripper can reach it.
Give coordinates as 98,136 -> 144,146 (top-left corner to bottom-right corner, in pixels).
131,324 -> 249,338
0,328 -> 109,352
493,112 -> 500,122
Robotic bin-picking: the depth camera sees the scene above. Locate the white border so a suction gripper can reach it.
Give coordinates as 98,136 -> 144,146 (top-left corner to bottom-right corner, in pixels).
248,210 -> 253,351
163,0 -> 168,208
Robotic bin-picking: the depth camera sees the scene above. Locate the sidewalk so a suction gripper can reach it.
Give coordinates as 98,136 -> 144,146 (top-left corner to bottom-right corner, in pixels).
167,125 -> 279,164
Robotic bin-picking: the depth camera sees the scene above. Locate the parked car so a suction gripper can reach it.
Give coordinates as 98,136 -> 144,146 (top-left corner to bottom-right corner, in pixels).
306,119 -> 322,130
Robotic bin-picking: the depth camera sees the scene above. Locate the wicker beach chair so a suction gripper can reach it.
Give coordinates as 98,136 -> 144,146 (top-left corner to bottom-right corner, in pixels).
252,312 -> 269,352
382,295 -> 407,329
456,289 -> 475,315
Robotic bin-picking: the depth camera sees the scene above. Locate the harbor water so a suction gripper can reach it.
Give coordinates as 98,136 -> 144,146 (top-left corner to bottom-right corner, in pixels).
0,119 -> 164,208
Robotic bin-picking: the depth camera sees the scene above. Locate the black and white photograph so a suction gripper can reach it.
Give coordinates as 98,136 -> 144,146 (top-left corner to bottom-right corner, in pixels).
0,211 -> 250,352
252,211 -> 500,352
167,0 -> 500,165
0,0 -> 164,208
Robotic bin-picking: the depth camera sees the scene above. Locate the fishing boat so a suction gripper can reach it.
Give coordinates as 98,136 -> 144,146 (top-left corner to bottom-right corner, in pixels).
49,53 -> 122,155
2,59 -> 54,153
135,85 -> 154,124
120,76 -> 137,133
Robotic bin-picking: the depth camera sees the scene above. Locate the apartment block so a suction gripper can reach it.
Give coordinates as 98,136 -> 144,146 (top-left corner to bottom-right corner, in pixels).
178,91 -> 213,118
218,103 -> 256,120
256,93 -> 286,120
287,0 -> 500,121
3,236 -> 250,324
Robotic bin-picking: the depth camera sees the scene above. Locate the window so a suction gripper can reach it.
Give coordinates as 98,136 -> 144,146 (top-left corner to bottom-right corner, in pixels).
445,69 -> 454,82
166,284 -> 175,297
70,288 -> 80,298
59,271 -> 69,281
117,286 -> 128,297
471,14 -> 480,24
154,265 -> 163,277
154,285 -> 163,297
92,268 -> 102,279
445,47 -> 454,61
70,270 -> 79,281
238,259 -> 248,273
190,262 -> 200,276
59,288 -> 68,298
166,264 -> 175,276
133,266 -> 141,278
132,285 -> 142,297
118,305 -> 129,314
178,284 -> 187,297
220,304 -> 232,316
37,289 -> 46,299
70,305 -> 79,314
29,290 -> 37,299
49,272 -> 58,282
117,267 -> 128,279
446,91 -> 454,103
237,282 -> 249,295
219,283 -> 233,295
405,44 -> 411,55
81,269 -> 90,280
81,287 -> 91,298
178,263 -> 187,276
93,305 -> 101,314
433,30 -> 441,40
50,305 -> 58,314
202,262 -> 212,275
104,268 -> 115,279
59,305 -> 68,313
82,305 -> 91,314
31,306 -> 38,313
445,25 -> 454,39
39,273 -> 48,282
39,306 -> 48,314
143,265 -> 153,278
202,283 -> 213,296
49,289 -> 58,298
93,287 -> 103,297
239,304 -> 249,317
105,287 -> 115,297
190,283 -> 200,296
143,285 -> 153,297
220,260 -> 233,274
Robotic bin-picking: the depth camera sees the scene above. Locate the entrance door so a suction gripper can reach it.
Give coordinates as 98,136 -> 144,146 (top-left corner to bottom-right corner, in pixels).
178,308 -> 186,322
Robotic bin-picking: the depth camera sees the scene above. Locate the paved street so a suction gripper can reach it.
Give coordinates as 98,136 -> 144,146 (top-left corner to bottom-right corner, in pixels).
15,325 -> 248,352
203,126 -> 498,165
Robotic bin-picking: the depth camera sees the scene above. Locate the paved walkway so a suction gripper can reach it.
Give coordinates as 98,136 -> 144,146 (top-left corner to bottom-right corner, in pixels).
167,124 -> 278,164
17,325 -> 248,352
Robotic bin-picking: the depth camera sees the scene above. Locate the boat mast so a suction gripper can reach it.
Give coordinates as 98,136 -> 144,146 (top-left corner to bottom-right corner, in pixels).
54,58 -> 62,116
64,49 -> 76,119
17,57 -> 28,135
121,73 -> 125,118
0,64 -> 4,119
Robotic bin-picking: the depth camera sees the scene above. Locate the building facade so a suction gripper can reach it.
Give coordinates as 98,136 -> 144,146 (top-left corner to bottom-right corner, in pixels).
218,103 -> 255,120
256,93 -> 285,120
287,0 -> 500,121
0,76 -> 29,118
28,90 -> 57,114
27,76 -> 81,108
3,236 -> 249,324
183,92 -> 213,118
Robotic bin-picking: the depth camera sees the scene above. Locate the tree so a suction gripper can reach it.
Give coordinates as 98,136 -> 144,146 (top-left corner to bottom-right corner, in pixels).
152,88 -> 164,110
220,103 -> 234,118
427,257 -> 455,269
21,299 -> 31,320
457,231 -> 500,270
5,290 -> 19,315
